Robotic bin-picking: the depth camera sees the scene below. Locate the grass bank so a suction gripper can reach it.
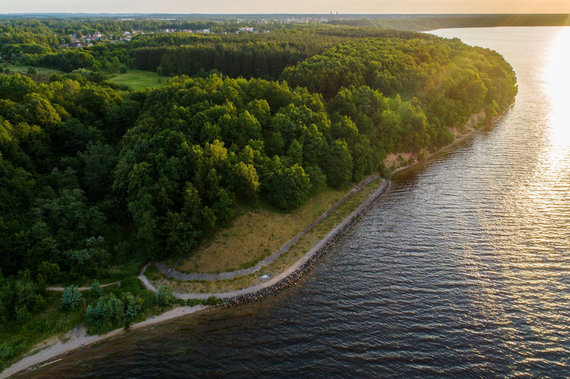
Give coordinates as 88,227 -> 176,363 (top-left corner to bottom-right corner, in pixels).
151,177 -> 383,294
176,187 -> 350,274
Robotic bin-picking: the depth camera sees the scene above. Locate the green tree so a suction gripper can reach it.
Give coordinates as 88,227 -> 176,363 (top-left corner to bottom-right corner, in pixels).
156,285 -> 176,307
61,285 -> 82,311
323,140 -> 353,188
264,163 -> 311,210
36,261 -> 60,286
89,280 -> 102,298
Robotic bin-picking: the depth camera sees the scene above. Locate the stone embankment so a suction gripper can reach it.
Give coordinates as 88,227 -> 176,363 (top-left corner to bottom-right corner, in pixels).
155,175 -> 380,281
218,179 -> 390,306
140,179 -> 391,304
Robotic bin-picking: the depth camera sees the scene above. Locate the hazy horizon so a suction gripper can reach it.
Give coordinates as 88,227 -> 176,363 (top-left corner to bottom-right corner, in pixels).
2,0 -> 570,15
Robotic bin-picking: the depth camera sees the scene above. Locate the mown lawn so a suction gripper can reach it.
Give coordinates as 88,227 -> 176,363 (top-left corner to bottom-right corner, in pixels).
109,70 -> 164,91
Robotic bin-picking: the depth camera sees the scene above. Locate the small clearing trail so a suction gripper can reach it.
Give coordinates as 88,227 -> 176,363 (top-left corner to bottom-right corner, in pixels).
45,281 -> 120,292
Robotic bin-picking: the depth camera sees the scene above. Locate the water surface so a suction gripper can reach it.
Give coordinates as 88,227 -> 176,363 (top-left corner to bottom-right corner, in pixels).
28,27 -> 570,378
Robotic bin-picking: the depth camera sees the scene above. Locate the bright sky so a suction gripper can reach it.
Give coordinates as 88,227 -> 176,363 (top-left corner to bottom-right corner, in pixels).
2,0 -> 570,14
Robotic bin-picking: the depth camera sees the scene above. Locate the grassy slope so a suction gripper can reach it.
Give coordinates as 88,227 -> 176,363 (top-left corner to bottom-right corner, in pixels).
177,187 -> 349,274
108,70 -> 164,91
153,177 -> 382,294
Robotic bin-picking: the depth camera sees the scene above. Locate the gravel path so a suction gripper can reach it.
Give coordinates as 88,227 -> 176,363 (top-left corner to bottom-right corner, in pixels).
155,174 -> 380,281
140,179 -> 390,300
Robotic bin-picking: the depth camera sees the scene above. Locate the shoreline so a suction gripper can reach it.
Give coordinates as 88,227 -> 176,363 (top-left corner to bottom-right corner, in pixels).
0,305 -> 209,379
390,105 -> 513,177
2,178 -> 390,379
159,178 -> 391,301
2,105 -> 512,378
155,174 -> 379,281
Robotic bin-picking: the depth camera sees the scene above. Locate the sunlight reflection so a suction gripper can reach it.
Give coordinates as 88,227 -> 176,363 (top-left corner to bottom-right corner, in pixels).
542,27 -> 570,147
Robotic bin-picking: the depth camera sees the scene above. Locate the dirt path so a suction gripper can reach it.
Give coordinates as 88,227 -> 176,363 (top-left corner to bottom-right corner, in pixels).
45,281 -> 120,292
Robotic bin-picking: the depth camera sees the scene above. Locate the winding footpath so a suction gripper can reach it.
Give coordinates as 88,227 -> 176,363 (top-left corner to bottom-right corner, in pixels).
141,178 -> 391,300
156,175 -> 380,281
2,177 -> 391,378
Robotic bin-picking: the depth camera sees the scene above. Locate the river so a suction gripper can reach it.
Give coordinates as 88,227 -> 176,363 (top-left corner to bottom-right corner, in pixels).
26,27 -> 570,378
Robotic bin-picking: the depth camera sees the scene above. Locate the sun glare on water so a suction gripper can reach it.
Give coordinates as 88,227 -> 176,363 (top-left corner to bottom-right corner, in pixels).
542,27 -> 570,147
526,27 -> 570,210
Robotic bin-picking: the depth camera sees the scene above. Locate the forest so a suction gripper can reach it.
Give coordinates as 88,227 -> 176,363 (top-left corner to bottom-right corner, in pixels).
0,17 -> 517,370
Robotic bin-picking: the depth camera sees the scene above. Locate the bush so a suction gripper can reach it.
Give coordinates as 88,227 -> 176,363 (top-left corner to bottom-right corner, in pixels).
0,270 -> 45,324
186,296 -> 222,306
121,293 -> 141,327
156,285 -> 175,307
205,296 -> 222,306
120,277 -> 142,295
61,285 -> 82,311
119,64 -> 127,73
90,280 -> 102,298
86,293 -> 123,331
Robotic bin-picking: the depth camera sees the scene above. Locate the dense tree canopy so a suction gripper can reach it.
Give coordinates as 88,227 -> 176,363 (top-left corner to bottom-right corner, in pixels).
0,20 -> 517,341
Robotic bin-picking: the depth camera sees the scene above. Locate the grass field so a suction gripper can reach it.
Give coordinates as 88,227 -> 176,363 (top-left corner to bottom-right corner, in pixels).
177,187 -> 350,274
1,63 -> 61,75
1,65 -> 164,91
154,177 -> 382,294
109,70 -> 164,91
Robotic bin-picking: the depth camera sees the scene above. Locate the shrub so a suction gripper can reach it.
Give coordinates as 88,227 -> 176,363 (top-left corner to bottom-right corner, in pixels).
120,277 -> 142,295
186,296 -> 222,306
61,285 -> 82,311
156,285 -> 175,307
90,280 -> 102,298
121,293 -> 142,327
86,293 -> 123,331
85,292 -> 141,331
0,270 -> 45,324
205,296 -> 221,306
